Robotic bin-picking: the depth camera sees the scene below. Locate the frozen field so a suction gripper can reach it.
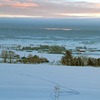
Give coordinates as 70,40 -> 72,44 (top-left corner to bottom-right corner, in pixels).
0,64 -> 100,100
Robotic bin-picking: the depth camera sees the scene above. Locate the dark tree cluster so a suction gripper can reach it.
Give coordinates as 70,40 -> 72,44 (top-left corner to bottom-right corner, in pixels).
61,50 -> 100,67
61,50 -> 84,66
17,55 -> 49,64
49,46 -> 66,54
87,58 -> 100,66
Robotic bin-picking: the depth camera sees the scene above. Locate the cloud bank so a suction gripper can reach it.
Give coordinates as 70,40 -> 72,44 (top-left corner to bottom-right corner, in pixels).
0,0 -> 100,18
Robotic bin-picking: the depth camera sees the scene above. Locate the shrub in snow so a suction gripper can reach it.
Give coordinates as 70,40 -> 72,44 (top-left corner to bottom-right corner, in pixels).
18,54 -> 49,64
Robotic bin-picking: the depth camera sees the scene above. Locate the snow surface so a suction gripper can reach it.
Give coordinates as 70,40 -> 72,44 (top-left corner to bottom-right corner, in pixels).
0,64 -> 100,100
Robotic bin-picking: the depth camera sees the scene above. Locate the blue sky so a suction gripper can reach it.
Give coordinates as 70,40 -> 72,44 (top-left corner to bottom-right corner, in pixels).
0,0 -> 100,18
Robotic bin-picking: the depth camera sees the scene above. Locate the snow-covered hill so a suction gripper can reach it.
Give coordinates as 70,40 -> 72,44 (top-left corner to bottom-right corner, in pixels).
0,64 -> 100,100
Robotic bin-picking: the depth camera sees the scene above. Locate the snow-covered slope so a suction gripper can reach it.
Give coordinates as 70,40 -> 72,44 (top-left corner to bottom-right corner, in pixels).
0,64 -> 100,100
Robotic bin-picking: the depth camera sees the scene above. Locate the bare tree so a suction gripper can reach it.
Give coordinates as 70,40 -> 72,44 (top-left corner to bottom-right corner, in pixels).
1,50 -> 8,63
8,51 -> 15,63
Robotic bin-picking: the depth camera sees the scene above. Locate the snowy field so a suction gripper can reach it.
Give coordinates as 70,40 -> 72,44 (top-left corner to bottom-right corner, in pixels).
0,64 -> 100,100
0,38 -> 100,49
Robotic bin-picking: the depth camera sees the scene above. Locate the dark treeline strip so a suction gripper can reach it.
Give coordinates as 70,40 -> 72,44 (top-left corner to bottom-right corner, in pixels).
61,50 -> 100,67
22,45 -> 66,54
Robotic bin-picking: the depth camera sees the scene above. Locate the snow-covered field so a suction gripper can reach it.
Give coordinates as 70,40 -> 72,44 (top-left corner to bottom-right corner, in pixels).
0,64 -> 100,100
0,38 -> 100,49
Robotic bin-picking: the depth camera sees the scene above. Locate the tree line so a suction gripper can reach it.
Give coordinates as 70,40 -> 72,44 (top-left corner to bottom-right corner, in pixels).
61,50 -> 100,67
0,50 -> 49,64
22,45 -> 66,54
0,50 -> 100,67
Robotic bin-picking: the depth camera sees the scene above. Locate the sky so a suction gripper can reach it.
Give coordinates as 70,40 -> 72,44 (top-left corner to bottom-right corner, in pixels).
0,0 -> 100,18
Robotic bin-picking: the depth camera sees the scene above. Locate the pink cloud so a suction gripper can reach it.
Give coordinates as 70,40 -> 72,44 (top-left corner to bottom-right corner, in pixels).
12,2 -> 39,8
0,0 -> 100,18
0,0 -> 39,8
0,3 -> 3,7
93,3 -> 100,8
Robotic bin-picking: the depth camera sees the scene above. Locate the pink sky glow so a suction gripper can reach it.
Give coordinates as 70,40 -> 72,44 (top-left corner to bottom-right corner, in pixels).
0,0 -> 100,18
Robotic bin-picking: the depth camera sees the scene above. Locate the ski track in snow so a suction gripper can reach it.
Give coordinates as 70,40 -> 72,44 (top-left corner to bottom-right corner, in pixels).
16,72 -> 79,99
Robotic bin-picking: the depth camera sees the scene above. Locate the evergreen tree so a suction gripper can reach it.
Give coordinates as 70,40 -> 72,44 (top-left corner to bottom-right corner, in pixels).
97,58 -> 100,66
77,57 -> 84,66
61,50 -> 73,66
87,58 -> 96,66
